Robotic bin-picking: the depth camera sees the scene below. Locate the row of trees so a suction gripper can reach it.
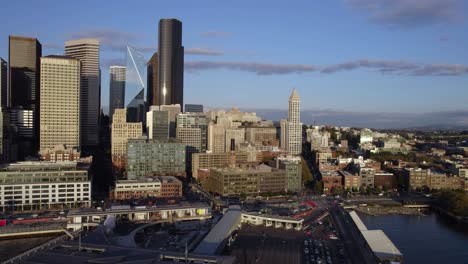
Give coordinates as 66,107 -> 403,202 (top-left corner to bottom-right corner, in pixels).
434,190 -> 468,217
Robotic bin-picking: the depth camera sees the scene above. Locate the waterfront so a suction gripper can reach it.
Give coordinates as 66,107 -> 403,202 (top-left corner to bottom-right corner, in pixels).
359,211 -> 468,264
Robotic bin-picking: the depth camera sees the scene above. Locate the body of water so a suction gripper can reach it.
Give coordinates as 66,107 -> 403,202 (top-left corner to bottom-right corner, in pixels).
358,211 -> 468,264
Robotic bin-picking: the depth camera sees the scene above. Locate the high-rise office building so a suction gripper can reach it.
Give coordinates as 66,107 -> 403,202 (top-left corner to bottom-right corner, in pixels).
185,104 -> 203,113
125,46 -> 147,122
147,52 -> 158,106
0,58 -> 5,160
8,36 -> 42,155
127,138 -> 186,180
0,58 -> 7,108
158,19 -> 184,108
281,89 -> 302,155
176,112 -> 208,152
109,66 -> 126,120
111,108 -> 143,170
65,39 -> 100,150
146,106 -> 169,140
160,104 -> 181,138
39,56 -> 81,152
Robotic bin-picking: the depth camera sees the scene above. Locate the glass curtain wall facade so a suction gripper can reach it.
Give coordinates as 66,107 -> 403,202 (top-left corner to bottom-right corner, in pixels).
125,46 -> 147,123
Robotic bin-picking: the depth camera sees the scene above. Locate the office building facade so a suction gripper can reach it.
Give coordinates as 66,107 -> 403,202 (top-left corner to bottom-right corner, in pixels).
39,56 -> 81,152
126,139 -> 186,180
146,106 -> 169,140
8,36 -> 42,155
185,104 -> 203,113
109,66 -> 126,120
65,39 -> 100,150
111,108 -> 143,170
0,58 -> 7,108
0,161 -> 91,211
147,52 -> 158,106
282,89 -> 302,155
111,176 -> 182,200
158,19 -> 184,107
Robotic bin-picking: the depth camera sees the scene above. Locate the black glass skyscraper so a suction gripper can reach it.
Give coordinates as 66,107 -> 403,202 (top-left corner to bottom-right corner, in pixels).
158,19 -> 184,109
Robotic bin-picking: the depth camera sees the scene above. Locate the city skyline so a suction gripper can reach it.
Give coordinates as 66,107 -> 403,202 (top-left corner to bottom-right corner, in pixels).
0,1 -> 467,128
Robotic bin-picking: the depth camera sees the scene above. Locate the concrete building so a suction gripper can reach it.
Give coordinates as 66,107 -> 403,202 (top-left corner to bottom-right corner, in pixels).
146,105 -> 169,140
374,172 -> 396,190
321,170 -> 343,194
39,56 -> 81,152
109,66 -> 126,120
340,170 -> 361,190
185,104 -> 203,113
158,19 -> 184,107
225,128 -> 245,152
160,104 -> 181,138
206,164 -> 288,196
111,176 -> 182,200
192,152 -> 250,179
281,89 -> 302,155
0,58 -> 7,108
273,156 -> 302,193
65,38 -> 100,150
8,36 -> 42,156
245,125 -> 278,146
176,112 -> 207,152
0,161 -> 91,211
111,109 -> 143,170
428,172 -> 465,190
360,167 -> 375,187
127,138 -> 186,179
208,123 -> 228,153
39,144 -> 81,162
404,168 -> 430,190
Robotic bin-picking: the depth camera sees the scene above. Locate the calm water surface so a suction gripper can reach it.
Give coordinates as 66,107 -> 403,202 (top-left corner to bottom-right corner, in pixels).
358,211 -> 468,264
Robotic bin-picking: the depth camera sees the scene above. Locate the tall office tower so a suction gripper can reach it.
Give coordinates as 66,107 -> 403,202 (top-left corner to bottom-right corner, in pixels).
65,39 -> 100,150
176,112 -> 208,175
160,104 -> 181,138
125,46 -> 147,122
185,104 -> 203,113
109,66 -> 126,120
281,89 -> 302,155
0,59 -> 6,160
146,106 -> 169,140
0,58 -> 7,108
39,56 -> 81,152
208,123 -> 227,153
176,113 -> 208,152
158,19 -> 184,108
111,108 -> 143,170
8,36 -> 42,155
147,52 -> 158,106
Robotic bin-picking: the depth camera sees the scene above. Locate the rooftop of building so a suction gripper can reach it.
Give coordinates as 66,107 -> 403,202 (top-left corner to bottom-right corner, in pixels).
193,205 -> 242,255
115,176 -> 181,185
43,55 -> 77,60
212,164 -> 275,174
65,38 -> 99,46
0,161 -> 90,172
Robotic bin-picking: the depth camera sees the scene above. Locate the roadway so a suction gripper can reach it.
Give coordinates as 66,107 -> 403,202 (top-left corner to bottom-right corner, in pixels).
329,206 -> 376,264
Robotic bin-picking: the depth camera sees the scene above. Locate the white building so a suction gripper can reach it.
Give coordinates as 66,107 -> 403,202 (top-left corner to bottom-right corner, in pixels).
281,89 -> 302,155
0,161 -> 91,211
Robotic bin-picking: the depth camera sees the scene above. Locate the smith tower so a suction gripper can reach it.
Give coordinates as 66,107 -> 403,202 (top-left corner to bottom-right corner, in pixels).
157,19 -> 184,109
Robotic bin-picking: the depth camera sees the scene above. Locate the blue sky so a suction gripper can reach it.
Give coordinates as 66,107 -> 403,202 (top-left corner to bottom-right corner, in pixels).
1,0 -> 467,115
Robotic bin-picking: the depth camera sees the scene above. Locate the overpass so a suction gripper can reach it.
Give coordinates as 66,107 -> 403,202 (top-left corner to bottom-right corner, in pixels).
66,202 -> 212,231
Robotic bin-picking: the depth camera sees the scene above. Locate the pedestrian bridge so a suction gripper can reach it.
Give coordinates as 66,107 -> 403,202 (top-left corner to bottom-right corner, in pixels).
240,212 -> 303,230
66,202 -> 212,231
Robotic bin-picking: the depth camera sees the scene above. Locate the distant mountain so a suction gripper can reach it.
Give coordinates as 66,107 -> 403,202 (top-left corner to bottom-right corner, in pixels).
227,108 -> 468,130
